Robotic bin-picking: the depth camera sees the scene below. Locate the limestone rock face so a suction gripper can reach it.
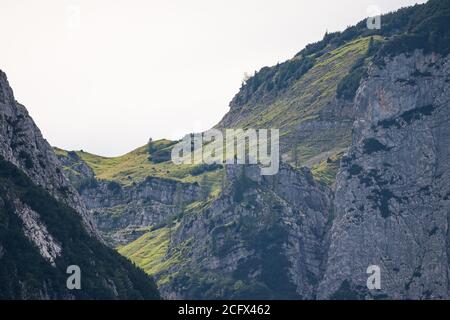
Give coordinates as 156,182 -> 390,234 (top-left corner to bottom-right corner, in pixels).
54,148 -> 205,246
0,71 -> 160,299
57,146 -> 335,299
13,199 -> 62,266
67,50 -> 450,300
82,177 -> 203,246
157,164 -> 333,299
52,49 -> 450,300
318,51 -> 450,299
0,71 -> 97,235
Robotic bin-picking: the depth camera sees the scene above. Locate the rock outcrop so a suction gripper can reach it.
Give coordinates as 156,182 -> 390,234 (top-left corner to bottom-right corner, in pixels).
54,149 -> 204,246
83,177 -> 202,246
0,71 -> 96,235
0,71 -> 160,299
215,37 -> 367,167
13,199 -> 63,266
318,51 -> 450,299
42,0 -> 450,300
115,49 -> 450,301
151,164 -> 333,299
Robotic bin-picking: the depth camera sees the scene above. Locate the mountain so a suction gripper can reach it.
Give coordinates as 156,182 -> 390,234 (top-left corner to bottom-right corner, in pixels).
0,71 -> 97,235
57,146 -> 333,299
56,0 -> 450,299
318,46 -> 450,300
119,164 -> 332,299
54,143 -> 216,246
0,71 -> 159,299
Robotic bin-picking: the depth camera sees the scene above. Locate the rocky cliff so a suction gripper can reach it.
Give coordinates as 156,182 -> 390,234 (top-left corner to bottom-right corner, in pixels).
52,0 -> 450,300
57,144 -> 335,299
216,36 -> 366,168
0,71 -> 160,299
83,176 -> 202,246
54,148 -> 204,246
318,50 -> 450,299
120,163 -> 333,299
0,71 -> 96,235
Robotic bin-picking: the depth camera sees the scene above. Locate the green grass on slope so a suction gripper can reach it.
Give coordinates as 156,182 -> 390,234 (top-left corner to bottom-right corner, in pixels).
65,37 -> 375,188
117,198 -> 221,286
221,36 -> 382,167
70,139 -> 225,192
53,147 -> 69,157
0,156 -> 159,299
118,225 -> 190,285
224,37 -> 378,129
311,151 -> 345,187
53,147 -> 89,181
74,140 -> 198,186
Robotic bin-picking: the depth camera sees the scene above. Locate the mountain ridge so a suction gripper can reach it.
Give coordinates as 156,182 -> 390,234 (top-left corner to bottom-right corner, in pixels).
13,0 -> 450,300
0,70 -> 160,299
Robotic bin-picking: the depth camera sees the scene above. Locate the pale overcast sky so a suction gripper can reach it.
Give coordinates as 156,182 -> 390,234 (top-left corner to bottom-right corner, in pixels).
0,0 -> 426,156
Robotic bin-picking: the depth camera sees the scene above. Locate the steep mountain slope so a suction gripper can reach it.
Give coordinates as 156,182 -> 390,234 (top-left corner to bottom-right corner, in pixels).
0,71 -> 96,235
218,0 -> 450,169
55,145 -> 219,246
217,36 -> 372,167
0,71 -> 159,299
55,28 -> 379,251
119,164 -> 332,299
57,143 -> 333,298
0,157 -> 159,299
316,0 -> 450,299
319,50 -> 450,300
57,0 -> 450,300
